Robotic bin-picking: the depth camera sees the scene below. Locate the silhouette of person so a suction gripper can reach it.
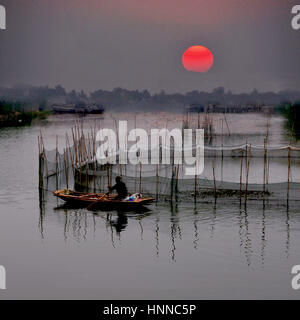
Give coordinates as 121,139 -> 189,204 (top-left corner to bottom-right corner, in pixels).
108,176 -> 128,200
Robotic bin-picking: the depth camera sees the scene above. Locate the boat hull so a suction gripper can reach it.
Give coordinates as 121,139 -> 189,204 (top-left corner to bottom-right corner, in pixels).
53,190 -> 155,210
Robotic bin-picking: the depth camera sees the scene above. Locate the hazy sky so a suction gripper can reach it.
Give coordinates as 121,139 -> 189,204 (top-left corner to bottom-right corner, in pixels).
0,0 -> 300,93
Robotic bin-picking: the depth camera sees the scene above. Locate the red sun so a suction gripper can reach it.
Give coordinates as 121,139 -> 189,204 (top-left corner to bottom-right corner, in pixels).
182,45 -> 214,73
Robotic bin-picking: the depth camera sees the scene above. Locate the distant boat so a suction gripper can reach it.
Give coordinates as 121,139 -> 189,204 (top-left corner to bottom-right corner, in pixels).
52,103 -> 104,114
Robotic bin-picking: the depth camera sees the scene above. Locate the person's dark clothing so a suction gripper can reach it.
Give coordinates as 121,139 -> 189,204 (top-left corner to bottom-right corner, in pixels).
110,181 -> 128,200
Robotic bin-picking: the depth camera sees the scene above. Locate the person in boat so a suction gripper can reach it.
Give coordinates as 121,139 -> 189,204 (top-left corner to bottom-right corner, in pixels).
108,176 -> 128,200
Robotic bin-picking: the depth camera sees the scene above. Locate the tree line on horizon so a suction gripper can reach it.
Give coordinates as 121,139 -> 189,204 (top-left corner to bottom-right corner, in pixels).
0,84 -> 300,111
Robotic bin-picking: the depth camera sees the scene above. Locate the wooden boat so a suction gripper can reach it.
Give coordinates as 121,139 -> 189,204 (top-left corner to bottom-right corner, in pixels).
53,189 -> 155,210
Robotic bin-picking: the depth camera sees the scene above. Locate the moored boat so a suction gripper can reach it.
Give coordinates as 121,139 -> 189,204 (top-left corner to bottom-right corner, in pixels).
52,103 -> 104,114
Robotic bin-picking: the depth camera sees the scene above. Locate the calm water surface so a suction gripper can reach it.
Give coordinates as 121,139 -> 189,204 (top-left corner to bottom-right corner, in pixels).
0,113 -> 300,299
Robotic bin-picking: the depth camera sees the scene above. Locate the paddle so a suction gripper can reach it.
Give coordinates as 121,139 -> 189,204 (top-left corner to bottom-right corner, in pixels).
86,193 -> 107,211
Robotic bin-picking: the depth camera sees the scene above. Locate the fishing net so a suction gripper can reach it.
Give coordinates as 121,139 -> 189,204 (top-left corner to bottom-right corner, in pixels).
38,133 -> 300,203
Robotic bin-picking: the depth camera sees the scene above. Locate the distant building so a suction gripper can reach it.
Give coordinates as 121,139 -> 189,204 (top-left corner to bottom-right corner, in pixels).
186,104 -> 206,113
186,103 -> 274,114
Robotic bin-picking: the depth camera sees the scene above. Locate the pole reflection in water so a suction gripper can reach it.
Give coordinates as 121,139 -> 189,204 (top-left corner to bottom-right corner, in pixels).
210,202 -> 217,238
170,203 -> 181,262
155,215 -> 160,257
238,203 -> 253,267
261,202 -> 266,268
38,188 -> 298,271
244,205 -> 252,266
193,204 -> 199,250
63,211 -> 68,242
285,207 -> 290,259
138,219 -> 144,241
38,187 -> 45,240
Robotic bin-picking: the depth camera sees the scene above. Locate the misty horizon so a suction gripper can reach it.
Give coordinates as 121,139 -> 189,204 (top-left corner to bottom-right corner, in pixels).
2,82 -> 300,96
1,84 -> 300,113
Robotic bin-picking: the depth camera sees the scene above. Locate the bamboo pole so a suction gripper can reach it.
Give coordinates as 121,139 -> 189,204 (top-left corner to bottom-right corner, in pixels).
73,126 -> 77,165
40,131 -> 48,177
56,135 -> 58,176
110,163 -> 113,187
77,123 -> 81,165
139,162 -> 142,194
266,158 -> 270,185
92,126 -> 96,168
71,127 -> 78,168
92,127 -> 96,191
38,136 -> 43,189
38,135 -> 41,155
106,152 -> 110,190
156,164 -> 159,200
212,158 -> 217,198
171,161 -> 175,202
239,149 -> 244,198
287,145 -> 291,203
86,131 -> 91,189
194,172 -> 197,201
63,148 -> 69,189
263,137 -> 267,195
194,135 -> 197,201
87,132 -> 91,163
287,130 -> 293,204
175,163 -> 180,195
81,129 -> 89,188
221,119 -> 224,160
81,127 -> 88,162
78,126 -> 83,184
264,118 -> 270,192
66,133 -> 75,176
56,135 -> 59,189
89,131 -> 93,164
244,144 -> 252,205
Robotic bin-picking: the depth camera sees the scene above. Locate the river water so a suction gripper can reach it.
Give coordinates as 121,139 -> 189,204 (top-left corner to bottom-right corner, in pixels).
0,113 -> 300,299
